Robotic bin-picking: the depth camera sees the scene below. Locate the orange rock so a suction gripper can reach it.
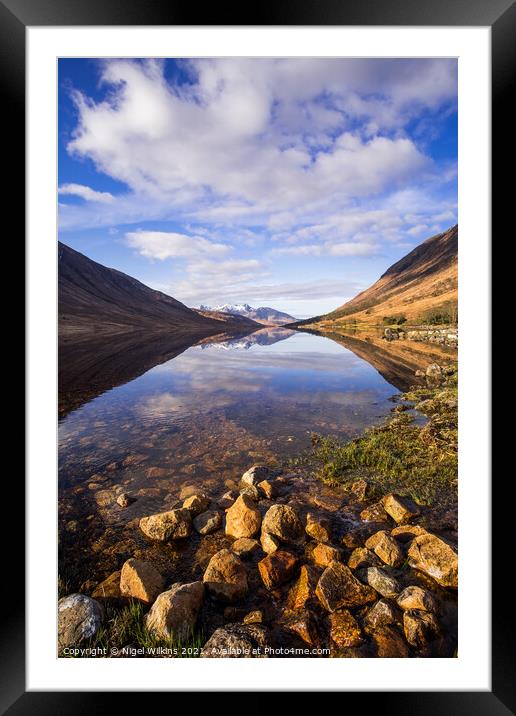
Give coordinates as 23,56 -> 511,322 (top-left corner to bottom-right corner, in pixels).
312,542 -> 342,567
225,494 -> 262,539
258,550 -> 298,589
316,561 -> 377,612
329,609 -> 362,648
119,558 -> 164,604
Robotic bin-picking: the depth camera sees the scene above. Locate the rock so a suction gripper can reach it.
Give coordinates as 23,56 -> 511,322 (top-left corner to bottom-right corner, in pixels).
312,493 -> 343,511
365,530 -> 405,568
261,504 -> 304,545
285,564 -> 322,611
218,490 -> 237,509
119,558 -> 165,604
193,510 -> 222,535
139,508 -> 192,542
390,524 -> 427,542
93,489 -> 113,507
260,531 -> 280,554
240,465 -> 276,487
258,550 -> 298,589
403,610 -> 440,647
360,566 -> 401,599
179,485 -> 199,500
146,466 -> 168,479
347,547 -> 382,570
305,513 -> 332,543
397,585 -> 438,612
316,562 -> 376,612
415,369 -> 425,377
258,480 -> 277,499
201,624 -> 269,657
116,493 -> 135,508
243,610 -> 264,624
312,543 -> 342,567
145,582 -> 204,641
426,363 -> 442,379
360,501 -> 390,523
282,609 -> 319,645
231,538 -> 261,559
408,533 -> 458,588
91,571 -> 121,601
363,599 -> 399,632
203,549 -> 248,603
239,484 -> 261,501
58,594 -> 104,650
341,522 -> 391,549
349,479 -> 368,502
372,625 -> 410,657
225,494 -> 262,539
383,494 -> 420,524
329,609 -> 362,648
183,494 -> 211,515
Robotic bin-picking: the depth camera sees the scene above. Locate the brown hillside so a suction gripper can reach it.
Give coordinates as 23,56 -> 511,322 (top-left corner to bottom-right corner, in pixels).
299,225 -> 457,328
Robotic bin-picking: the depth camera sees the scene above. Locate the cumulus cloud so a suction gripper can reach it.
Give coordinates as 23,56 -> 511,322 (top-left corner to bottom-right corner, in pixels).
125,230 -> 230,260
58,183 -> 114,203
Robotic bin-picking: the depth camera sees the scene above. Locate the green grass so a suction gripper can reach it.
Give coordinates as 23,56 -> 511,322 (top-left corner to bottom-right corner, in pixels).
63,600 -> 204,658
305,365 -> 458,508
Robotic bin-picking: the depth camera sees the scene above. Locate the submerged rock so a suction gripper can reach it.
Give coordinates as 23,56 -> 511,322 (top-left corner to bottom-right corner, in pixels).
261,504 -> 304,545
139,508 -> 192,542
116,493 -> 135,508
203,549 -> 248,603
58,594 -> 104,650
408,533 -> 458,588
225,494 -> 262,539
145,582 -> 204,641
201,624 -> 269,657
316,562 -> 376,612
120,558 -> 165,604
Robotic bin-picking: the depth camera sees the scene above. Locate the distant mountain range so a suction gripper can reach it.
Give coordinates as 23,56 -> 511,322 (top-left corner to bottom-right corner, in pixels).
58,242 -> 259,337
199,303 -> 296,326
294,225 -> 458,329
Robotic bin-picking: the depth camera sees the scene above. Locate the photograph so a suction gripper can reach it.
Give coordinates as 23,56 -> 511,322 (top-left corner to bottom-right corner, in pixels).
57,56 -> 459,659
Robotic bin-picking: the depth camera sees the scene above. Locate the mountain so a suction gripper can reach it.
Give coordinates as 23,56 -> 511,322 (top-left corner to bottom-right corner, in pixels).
199,303 -> 296,326
295,225 -> 458,329
59,242 -> 259,337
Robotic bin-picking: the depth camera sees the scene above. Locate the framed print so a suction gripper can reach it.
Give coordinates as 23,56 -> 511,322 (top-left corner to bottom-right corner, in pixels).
6,0 -> 510,708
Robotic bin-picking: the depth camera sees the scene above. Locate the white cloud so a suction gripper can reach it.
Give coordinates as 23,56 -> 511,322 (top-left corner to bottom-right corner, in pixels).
125,230 -> 231,260
58,183 -> 114,203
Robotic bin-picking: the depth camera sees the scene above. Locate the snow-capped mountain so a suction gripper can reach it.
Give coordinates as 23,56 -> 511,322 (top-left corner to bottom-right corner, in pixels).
198,303 -> 296,325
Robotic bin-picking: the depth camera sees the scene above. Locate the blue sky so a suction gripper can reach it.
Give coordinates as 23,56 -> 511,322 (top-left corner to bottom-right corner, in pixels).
58,58 -> 457,317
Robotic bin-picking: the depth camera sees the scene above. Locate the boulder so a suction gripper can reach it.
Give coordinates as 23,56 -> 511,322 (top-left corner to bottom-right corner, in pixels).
201,624 -> 269,657
240,465 -> 276,487
183,494 -> 211,515
139,508 -> 192,542
360,502 -> 390,523
145,582 -> 205,641
360,566 -> 401,599
329,609 -> 362,648
403,610 -> 440,647
347,547 -> 382,570
383,494 -> 420,525
58,594 -> 104,650
231,537 -> 261,559
365,530 -> 405,568
120,558 -> 165,604
203,549 -> 248,603
397,585 -> 438,613
258,550 -> 298,589
312,543 -> 342,567
258,480 -> 277,499
260,531 -> 280,554
261,504 -> 304,545
305,513 -> 332,543
91,571 -> 121,602
116,493 -> 135,508
285,564 -> 322,611
316,562 -> 376,612
372,625 -> 410,657
193,510 -> 222,535
363,599 -> 399,633
408,533 -> 458,588
282,609 -> 319,646
225,494 -> 262,539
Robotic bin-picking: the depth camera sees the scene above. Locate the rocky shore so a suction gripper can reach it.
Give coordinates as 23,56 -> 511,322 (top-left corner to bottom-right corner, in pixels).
383,326 -> 458,348
59,362 -> 458,659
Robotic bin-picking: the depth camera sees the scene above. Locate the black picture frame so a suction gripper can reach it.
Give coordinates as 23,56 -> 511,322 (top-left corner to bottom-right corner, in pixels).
7,0 -> 509,710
